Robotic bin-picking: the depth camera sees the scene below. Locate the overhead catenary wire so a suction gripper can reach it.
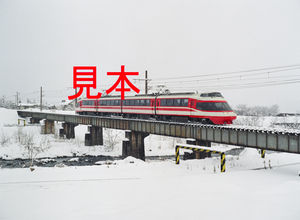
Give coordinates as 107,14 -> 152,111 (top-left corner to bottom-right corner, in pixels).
150,67 -> 300,86
150,64 -> 300,82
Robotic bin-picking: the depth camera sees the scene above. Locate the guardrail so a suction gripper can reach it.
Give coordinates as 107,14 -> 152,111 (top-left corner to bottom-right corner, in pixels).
175,144 -> 226,172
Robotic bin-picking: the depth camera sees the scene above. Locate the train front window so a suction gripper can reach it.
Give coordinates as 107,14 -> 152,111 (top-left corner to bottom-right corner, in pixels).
196,102 -> 232,111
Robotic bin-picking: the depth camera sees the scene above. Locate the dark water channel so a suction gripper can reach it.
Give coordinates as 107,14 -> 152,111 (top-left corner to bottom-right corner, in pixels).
0,148 -> 244,169
0,155 -> 178,168
0,155 -> 122,168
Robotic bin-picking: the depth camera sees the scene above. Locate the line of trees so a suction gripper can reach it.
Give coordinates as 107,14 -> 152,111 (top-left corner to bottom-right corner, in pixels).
0,96 -> 16,109
233,104 -> 280,116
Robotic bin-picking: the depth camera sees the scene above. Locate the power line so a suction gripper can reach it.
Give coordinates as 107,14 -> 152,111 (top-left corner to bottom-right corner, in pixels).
150,67 -> 300,86
162,78 -> 300,91
151,64 -> 300,82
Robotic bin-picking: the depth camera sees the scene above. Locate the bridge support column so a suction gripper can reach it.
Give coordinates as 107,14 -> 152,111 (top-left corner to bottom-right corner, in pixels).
60,123 -> 76,139
184,139 -> 211,160
85,126 -> 103,146
196,140 -> 211,158
122,130 -> 149,161
184,139 -> 197,160
30,118 -> 40,124
41,120 -> 55,135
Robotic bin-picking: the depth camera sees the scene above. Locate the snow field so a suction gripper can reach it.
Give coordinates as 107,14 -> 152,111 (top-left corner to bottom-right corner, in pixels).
1,108 -> 300,219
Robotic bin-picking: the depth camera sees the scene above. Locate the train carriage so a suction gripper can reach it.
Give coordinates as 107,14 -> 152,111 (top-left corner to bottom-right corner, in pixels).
75,92 -> 236,125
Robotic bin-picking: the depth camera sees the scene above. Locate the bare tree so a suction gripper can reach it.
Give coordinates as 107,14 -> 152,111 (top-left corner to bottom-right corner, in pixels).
0,130 -> 10,147
103,128 -> 122,151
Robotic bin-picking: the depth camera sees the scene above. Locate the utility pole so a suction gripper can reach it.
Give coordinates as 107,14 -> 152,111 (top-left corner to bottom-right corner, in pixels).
134,70 -> 150,95
40,86 -> 42,111
75,88 -> 78,105
16,91 -> 20,109
145,70 -> 148,95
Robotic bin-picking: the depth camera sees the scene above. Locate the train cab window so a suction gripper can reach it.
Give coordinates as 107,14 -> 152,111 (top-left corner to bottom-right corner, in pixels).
76,103 -> 80,108
174,99 -> 181,106
196,102 -> 232,111
181,99 -> 188,106
167,99 -> 173,106
160,99 -> 166,106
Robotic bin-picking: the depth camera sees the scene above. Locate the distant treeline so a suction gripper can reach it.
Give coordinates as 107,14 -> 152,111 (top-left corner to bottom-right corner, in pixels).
233,104 -> 280,116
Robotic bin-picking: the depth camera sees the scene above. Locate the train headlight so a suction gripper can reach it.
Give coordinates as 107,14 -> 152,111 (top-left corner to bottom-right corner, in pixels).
223,112 -> 229,114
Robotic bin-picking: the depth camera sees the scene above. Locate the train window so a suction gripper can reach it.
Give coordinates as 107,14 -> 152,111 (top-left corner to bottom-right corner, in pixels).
174,99 -> 181,106
129,100 -> 134,106
140,99 -> 145,106
76,103 -> 79,108
160,99 -> 166,106
167,99 -> 173,106
134,100 -> 140,106
181,99 -> 188,106
196,102 -> 232,111
145,99 -> 150,106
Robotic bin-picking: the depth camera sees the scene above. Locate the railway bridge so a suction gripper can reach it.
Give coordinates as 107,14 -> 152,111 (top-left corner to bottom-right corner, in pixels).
17,111 -> 300,160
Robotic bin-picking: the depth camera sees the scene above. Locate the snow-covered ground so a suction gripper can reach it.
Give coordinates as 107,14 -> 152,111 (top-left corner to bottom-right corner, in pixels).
1,108 -> 300,220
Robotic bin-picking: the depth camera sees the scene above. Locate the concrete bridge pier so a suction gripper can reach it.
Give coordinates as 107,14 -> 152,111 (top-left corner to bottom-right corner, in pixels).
60,122 -> 76,139
197,140 -> 212,158
30,117 -> 40,124
85,126 -> 103,146
41,120 -> 55,135
184,139 -> 211,160
122,130 -> 149,161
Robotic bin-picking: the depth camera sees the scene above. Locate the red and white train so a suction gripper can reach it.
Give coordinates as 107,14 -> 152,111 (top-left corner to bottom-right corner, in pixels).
75,92 -> 237,125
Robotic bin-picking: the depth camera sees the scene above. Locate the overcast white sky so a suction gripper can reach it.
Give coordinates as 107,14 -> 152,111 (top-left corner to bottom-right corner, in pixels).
1,0 -> 300,112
